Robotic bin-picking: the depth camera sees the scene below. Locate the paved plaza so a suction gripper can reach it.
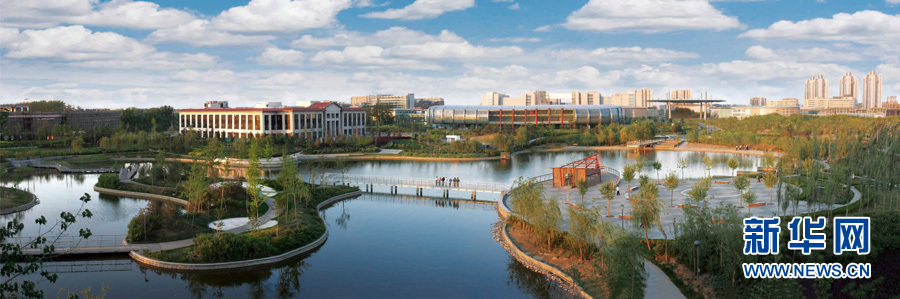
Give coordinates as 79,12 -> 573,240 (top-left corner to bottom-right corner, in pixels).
543,173 -> 860,239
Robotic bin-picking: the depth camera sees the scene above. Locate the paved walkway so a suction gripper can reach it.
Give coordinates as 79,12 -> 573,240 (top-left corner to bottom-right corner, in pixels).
644,259 -> 685,299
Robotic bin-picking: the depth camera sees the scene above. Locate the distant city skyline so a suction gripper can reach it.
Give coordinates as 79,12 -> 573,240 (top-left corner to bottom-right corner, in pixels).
1,0 -> 898,109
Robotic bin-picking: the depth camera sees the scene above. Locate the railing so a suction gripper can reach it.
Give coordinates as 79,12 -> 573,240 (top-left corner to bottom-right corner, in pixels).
4,234 -> 126,249
322,173 -> 509,193
34,260 -> 133,273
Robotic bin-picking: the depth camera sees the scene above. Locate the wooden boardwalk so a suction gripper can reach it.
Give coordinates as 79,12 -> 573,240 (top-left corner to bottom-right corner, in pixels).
321,173 -> 509,199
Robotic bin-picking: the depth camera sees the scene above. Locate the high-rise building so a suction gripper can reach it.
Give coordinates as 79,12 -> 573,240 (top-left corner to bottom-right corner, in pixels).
805,75 -> 829,100
481,92 -> 509,105
750,97 -> 767,106
669,89 -> 692,100
351,93 -> 416,109
863,70 -> 882,110
804,97 -> 855,109
604,88 -> 653,107
571,91 -> 602,105
481,91 -> 551,106
839,72 -> 858,102
887,96 -> 898,105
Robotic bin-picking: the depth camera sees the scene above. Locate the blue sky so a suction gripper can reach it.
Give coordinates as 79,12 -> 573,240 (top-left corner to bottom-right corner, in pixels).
1,0 -> 898,108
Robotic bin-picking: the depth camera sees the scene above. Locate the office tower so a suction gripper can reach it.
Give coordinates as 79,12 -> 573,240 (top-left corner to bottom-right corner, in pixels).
863,70 -> 882,110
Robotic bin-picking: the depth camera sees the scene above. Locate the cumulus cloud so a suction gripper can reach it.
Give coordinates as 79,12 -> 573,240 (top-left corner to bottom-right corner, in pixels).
563,0 -> 742,33
146,20 -> 274,47
212,0 -> 352,33
257,72 -> 307,86
1,0 -> 194,29
172,70 -> 236,82
310,46 -> 443,70
745,45 -> 863,62
1,25 -> 216,69
254,47 -> 305,66
488,37 -> 542,43
550,47 -> 699,65
740,11 -> 900,46
361,0 -> 474,20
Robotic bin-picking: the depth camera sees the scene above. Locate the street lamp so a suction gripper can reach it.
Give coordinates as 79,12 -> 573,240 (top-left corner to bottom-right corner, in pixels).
620,204 -> 625,229
694,240 -> 701,279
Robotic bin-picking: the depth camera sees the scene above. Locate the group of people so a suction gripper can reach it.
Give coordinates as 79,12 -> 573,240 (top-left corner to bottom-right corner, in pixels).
435,176 -> 461,187
735,145 -> 751,151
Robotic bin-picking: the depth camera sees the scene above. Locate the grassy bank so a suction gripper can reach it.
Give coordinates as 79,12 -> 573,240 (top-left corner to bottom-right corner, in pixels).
0,186 -> 33,209
143,184 -> 358,263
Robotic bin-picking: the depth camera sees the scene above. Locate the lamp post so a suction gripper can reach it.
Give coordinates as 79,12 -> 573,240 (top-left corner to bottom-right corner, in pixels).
620,204 -> 625,229
694,240 -> 701,279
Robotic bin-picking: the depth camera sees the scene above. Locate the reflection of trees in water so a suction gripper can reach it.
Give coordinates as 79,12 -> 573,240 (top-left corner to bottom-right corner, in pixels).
145,258 -> 310,299
505,257 -> 571,299
335,201 -> 350,230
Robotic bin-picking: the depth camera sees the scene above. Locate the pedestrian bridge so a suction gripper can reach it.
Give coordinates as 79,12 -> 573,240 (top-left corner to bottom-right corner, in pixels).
5,234 -> 189,256
321,173 -> 509,199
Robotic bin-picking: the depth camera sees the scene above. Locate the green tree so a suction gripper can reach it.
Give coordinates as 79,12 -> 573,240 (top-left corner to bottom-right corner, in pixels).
663,171 -> 680,207
576,179 -> 588,207
733,175 -> 749,208
702,155 -> 713,177
600,180 -> 616,217
651,160 -> 662,185
1,193 -> 94,298
727,157 -> 739,178
632,175 -> 664,250
763,172 -> 778,205
762,152 -> 775,170
688,177 -> 712,209
70,136 -> 85,151
743,190 -> 757,214
622,164 -> 636,200
368,103 -> 394,128
567,207 -> 596,260
677,158 -> 688,180
602,229 -> 647,299
245,139 -> 263,230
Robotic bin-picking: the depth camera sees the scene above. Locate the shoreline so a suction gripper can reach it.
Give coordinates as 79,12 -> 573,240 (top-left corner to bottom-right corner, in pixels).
128,190 -> 362,272
0,188 -> 39,215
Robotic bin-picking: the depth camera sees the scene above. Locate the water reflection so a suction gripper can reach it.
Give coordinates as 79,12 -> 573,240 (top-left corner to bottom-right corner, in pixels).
506,257 -> 573,299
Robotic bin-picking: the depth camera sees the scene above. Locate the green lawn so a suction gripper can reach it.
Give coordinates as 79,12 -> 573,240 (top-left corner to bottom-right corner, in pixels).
0,186 -> 33,209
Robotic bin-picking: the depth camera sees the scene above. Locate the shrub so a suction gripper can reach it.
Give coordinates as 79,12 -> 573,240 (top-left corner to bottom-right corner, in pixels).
192,232 -> 277,262
97,173 -> 120,189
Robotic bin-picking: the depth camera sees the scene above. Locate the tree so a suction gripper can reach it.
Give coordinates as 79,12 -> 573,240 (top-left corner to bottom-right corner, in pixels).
182,156 -> 208,224
368,103 -> 394,127
71,136 -> 85,151
2,194 -> 93,298
763,172 -> 778,205
663,171 -> 680,207
622,164 -> 636,200
743,190 -> 757,215
785,184 -> 802,216
245,139 -> 263,230
632,175 -> 664,250
733,175 -> 749,208
567,207 -> 596,261
677,158 -> 688,181
702,155 -> 713,177
600,180 -> 616,217
601,229 -> 647,299
537,197 -> 562,250
688,177 -> 712,209
727,157 -> 739,178
762,152 -> 775,170
651,160 -> 662,185
576,179 -> 588,207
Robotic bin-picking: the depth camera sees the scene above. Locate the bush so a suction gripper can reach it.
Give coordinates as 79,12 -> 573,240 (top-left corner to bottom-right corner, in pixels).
192,232 -> 277,262
97,173 -> 120,189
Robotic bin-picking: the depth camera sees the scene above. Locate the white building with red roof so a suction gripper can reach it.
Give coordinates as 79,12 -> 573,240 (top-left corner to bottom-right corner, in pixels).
177,101 -> 366,140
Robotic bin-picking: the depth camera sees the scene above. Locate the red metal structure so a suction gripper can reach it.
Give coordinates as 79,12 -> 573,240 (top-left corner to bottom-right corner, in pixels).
550,153 -> 605,187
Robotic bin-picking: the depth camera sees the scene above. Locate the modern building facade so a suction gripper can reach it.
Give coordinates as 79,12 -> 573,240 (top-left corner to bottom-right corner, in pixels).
749,97 -> 767,106
804,97 -> 855,109
426,105 -> 625,127
669,89 -> 693,100
605,88 -> 652,107
767,98 -> 800,106
178,102 -> 366,140
571,91 -> 602,105
415,97 -> 444,109
480,91 -> 554,106
1,109 -> 121,140
805,75 -> 829,100
839,72 -> 858,101
351,94 -> 416,109
863,70 -> 882,110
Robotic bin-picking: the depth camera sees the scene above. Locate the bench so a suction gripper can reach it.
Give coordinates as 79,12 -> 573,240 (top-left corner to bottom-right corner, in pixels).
677,204 -> 698,209
748,203 -> 766,208
715,180 -> 729,184
618,215 -> 633,220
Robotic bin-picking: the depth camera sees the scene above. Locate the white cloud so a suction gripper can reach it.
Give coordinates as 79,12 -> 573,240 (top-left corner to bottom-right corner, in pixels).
254,47 -> 305,66
0,0 -> 194,29
741,11 -> 900,47
310,46 -> 443,70
146,20 -> 274,47
507,3 -> 520,10
745,45 -> 863,62
172,70 -> 236,82
212,0 -> 352,33
2,25 -> 216,69
563,0 -> 742,33
488,37 -> 542,43
258,72 -> 307,86
550,47 -> 699,65
361,0 -> 474,20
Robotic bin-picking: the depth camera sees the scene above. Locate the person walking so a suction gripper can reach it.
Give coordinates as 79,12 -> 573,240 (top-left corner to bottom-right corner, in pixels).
616,186 -> 620,196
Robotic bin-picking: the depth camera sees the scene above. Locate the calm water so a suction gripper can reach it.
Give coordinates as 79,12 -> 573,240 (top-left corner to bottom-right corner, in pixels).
5,150 -> 761,298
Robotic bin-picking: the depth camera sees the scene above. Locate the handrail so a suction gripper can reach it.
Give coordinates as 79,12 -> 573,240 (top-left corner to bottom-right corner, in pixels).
322,173 -> 510,193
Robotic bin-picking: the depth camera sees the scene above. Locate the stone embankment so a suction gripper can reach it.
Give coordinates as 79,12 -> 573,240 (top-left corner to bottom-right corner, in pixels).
0,189 -> 39,215
128,191 -> 362,272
